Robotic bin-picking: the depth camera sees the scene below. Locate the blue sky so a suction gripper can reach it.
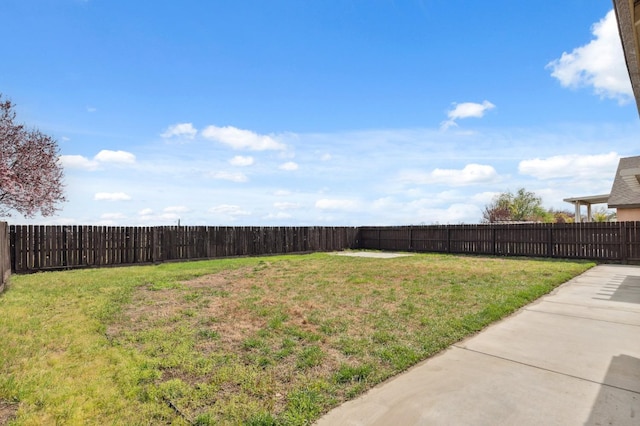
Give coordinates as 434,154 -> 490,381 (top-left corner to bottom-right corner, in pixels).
1,0 -> 638,226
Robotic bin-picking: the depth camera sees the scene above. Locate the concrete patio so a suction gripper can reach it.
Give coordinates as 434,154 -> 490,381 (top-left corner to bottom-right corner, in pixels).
315,264 -> 640,425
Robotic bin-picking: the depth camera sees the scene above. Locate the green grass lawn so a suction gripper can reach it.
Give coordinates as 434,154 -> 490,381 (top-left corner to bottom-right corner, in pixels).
0,252 -> 594,425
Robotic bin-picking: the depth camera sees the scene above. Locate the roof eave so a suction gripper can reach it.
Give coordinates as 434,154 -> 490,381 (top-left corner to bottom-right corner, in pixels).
613,0 -> 640,116
608,203 -> 640,208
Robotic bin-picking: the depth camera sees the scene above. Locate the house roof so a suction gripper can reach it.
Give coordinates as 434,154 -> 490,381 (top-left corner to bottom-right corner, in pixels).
613,0 -> 640,115
607,155 -> 640,208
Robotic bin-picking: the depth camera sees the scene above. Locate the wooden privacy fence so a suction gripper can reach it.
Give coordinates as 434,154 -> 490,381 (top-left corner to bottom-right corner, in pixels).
10,225 -> 359,273
8,222 -> 640,273
0,222 -> 10,292
359,222 -> 640,262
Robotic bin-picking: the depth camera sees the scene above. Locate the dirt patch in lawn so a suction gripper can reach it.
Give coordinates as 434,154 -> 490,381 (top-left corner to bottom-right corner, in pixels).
107,267 -> 265,344
0,400 -> 18,425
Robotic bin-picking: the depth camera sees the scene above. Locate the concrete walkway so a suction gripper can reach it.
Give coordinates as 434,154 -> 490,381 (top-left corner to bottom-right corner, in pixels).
316,264 -> 640,426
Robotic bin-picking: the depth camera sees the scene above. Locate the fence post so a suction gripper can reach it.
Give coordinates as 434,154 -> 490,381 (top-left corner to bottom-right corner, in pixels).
0,222 -> 10,293
62,225 -> 68,267
491,226 -> 496,255
409,226 -> 413,251
620,222 -> 627,263
9,225 -> 16,273
153,227 -> 161,263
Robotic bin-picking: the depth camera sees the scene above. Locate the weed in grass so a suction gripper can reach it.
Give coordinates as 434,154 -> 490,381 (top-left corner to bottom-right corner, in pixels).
201,316 -> 219,326
183,291 -> 202,302
346,275 -> 369,285
148,280 -> 184,291
242,336 -> 266,351
181,308 -> 196,317
275,338 -> 296,360
399,299 -> 417,317
267,310 -> 289,329
193,412 -> 216,425
285,326 -> 322,343
305,309 -> 322,326
385,287 -> 397,302
377,344 -> 421,370
345,382 -> 368,399
282,383 -> 327,425
257,328 -> 272,339
371,330 -> 394,344
333,363 -> 373,384
319,318 -> 348,336
245,411 -> 279,426
353,294 -> 363,306
335,337 -> 367,356
197,329 -> 220,340
296,345 -> 325,370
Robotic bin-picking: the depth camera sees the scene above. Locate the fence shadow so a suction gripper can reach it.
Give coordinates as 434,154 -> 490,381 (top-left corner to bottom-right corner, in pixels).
594,275 -> 640,305
584,354 -> 640,425
609,276 -> 640,304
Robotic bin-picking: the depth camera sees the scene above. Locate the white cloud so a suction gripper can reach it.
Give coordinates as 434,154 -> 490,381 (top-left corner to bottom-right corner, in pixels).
279,161 -> 299,171
518,152 -> 620,180
315,198 -> 360,211
274,202 -> 301,210
265,212 -> 293,220
208,204 -> 251,219
94,150 -> 136,164
60,150 -> 136,171
94,192 -> 132,201
59,155 -> 99,171
371,197 -> 482,224
159,213 -> 180,221
201,125 -> 286,151
100,212 -> 126,220
398,164 -> 499,186
161,123 -> 198,139
415,203 -> 482,224
441,100 -> 495,130
371,197 -> 397,210
164,205 -> 190,213
547,9 -> 632,102
471,191 -> 501,204
274,190 -> 292,196
138,208 -> 154,215
208,171 -> 249,182
229,155 -> 255,166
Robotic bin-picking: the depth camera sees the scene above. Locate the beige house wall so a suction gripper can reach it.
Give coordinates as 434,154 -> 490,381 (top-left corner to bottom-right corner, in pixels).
616,208 -> 640,221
